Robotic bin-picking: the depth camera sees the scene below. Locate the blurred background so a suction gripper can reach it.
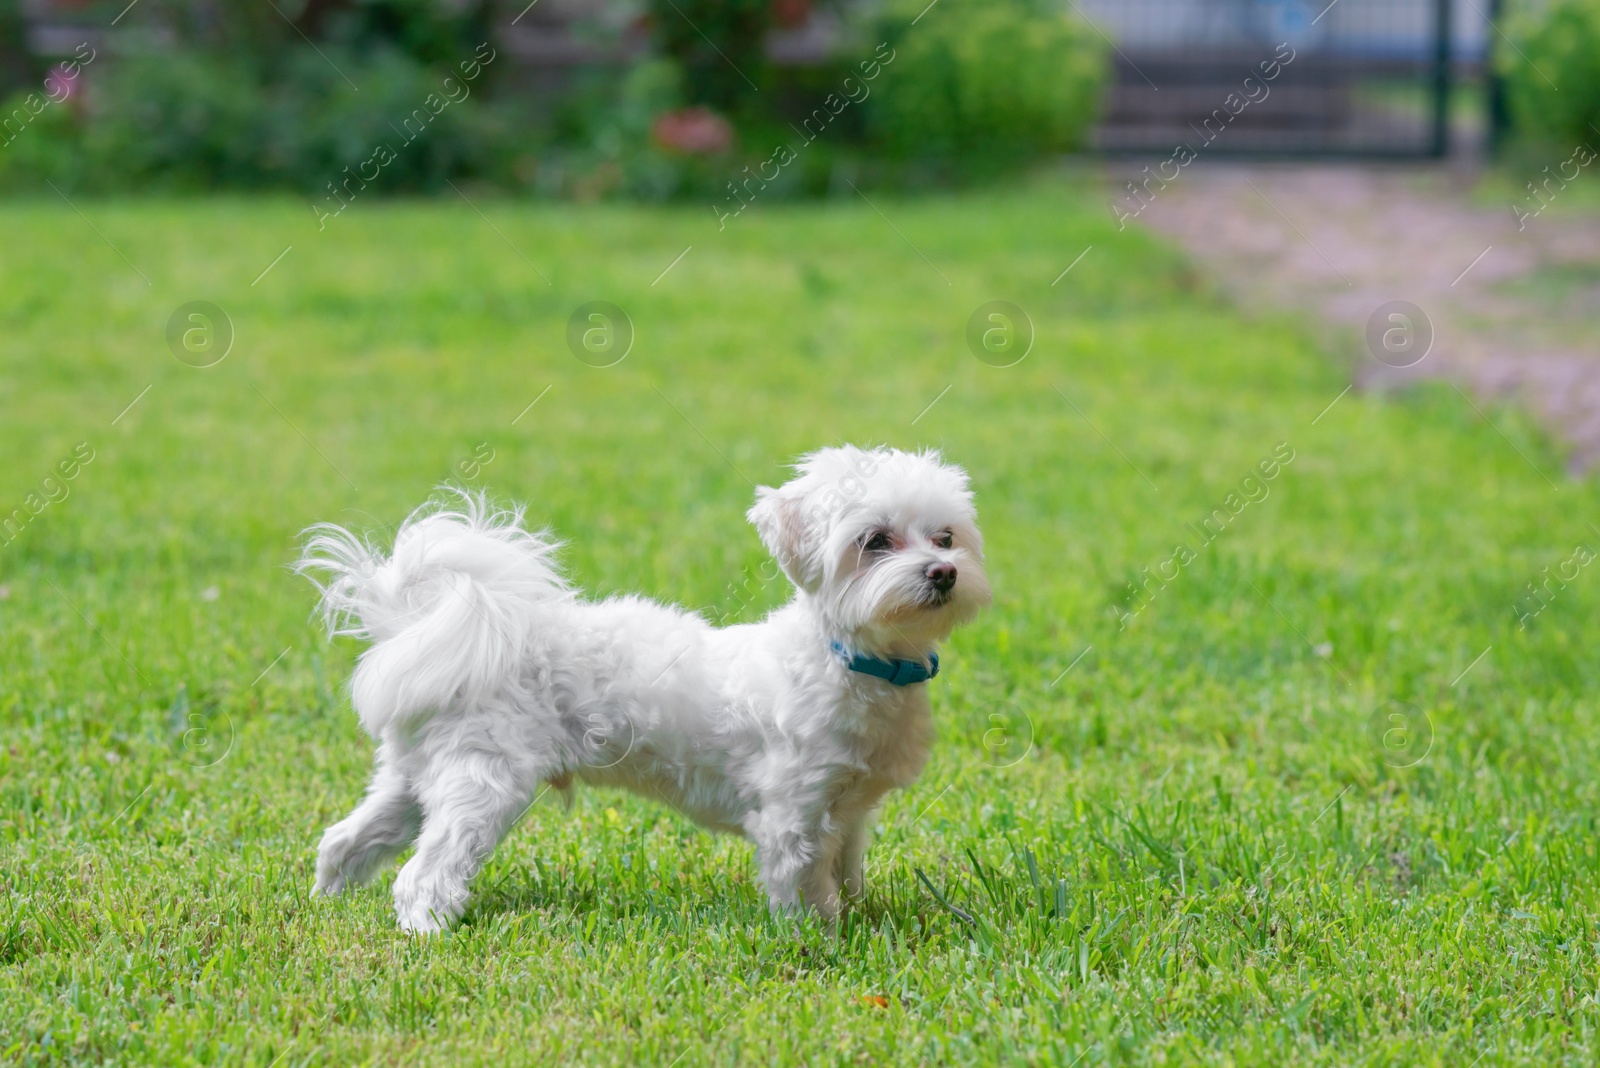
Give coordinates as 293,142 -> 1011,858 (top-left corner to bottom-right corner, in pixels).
0,0 -> 1588,196
8,0 -> 1590,461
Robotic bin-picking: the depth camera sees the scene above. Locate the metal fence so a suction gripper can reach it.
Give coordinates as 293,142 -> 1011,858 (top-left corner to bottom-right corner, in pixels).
1076,0 -> 1471,157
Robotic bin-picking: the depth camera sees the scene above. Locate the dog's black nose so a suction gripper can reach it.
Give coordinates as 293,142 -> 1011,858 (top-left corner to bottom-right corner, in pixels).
925,562 -> 957,593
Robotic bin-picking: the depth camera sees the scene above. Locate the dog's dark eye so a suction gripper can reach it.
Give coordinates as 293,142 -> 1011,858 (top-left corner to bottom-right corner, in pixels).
932,530 -> 954,549
862,531 -> 892,552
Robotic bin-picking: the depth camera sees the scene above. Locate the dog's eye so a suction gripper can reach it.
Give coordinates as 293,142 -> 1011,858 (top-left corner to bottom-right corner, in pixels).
932,530 -> 954,549
862,531 -> 892,553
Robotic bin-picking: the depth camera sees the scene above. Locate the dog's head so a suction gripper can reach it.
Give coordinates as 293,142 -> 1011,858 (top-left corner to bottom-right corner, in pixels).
747,445 -> 991,654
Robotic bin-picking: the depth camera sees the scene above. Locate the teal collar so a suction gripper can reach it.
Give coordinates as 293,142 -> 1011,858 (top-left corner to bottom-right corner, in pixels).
830,641 -> 939,686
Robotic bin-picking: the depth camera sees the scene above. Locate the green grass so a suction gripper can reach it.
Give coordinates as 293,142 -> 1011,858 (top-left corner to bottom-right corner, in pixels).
2,176 -> 1598,1066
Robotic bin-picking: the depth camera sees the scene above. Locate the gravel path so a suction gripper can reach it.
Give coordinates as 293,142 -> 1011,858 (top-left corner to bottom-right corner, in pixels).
1127,162 -> 1600,473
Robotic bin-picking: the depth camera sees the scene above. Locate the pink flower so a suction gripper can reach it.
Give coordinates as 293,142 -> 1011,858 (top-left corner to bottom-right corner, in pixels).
44,68 -> 79,103
652,107 -> 734,156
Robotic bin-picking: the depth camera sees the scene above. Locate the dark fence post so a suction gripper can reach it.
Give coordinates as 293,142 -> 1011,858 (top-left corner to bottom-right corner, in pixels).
1432,0 -> 1453,157
1486,0 -> 1510,156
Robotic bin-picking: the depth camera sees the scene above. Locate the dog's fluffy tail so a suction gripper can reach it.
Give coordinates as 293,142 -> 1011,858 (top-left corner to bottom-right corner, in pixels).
296,489 -> 567,736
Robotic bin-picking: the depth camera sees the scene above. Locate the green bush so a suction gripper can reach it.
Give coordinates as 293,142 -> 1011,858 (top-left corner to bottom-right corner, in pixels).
1501,0 -> 1600,149
539,59 -> 707,201
0,45 -> 529,194
0,0 -> 519,195
253,46 -> 511,193
866,0 -> 1107,168
0,85 -> 83,188
530,60 -> 837,203
0,0 -> 1111,197
78,52 -> 272,190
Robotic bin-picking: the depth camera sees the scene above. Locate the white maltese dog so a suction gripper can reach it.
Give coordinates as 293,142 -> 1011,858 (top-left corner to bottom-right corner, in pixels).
298,445 -> 990,932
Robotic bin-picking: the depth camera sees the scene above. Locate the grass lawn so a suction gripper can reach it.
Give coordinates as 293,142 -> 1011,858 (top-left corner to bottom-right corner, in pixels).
2,175 -> 1598,1066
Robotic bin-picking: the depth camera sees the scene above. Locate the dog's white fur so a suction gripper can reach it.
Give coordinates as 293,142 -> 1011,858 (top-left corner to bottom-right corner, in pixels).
298,445 -> 990,932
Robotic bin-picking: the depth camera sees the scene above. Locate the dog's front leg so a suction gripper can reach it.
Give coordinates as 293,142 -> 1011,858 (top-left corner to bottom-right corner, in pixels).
838,815 -> 870,903
752,805 -> 844,923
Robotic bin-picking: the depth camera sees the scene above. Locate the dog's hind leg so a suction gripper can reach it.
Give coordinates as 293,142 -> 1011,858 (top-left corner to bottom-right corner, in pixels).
391,749 -> 541,933
314,746 -> 420,896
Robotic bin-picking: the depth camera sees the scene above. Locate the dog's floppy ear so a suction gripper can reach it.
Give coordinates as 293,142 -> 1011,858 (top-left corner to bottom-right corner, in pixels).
747,483 -> 820,593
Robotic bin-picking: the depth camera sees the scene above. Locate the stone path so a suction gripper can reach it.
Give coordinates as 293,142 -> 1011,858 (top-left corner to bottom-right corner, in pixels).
1126,162 -> 1600,474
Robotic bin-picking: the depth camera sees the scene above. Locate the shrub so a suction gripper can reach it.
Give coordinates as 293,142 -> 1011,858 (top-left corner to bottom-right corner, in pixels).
0,0 -> 1111,197
7,44 -> 524,195
1501,0 -> 1600,149
865,0 -> 1107,169
77,52 -> 272,190
0,0 -> 519,195
534,59 -> 754,202
0,84 -> 83,189
253,46 -> 506,193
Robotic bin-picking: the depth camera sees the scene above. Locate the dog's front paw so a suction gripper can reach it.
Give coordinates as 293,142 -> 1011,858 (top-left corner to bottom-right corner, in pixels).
312,871 -> 345,897
392,871 -> 465,934
313,821 -> 364,896
395,902 -> 454,935
313,846 -> 354,896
